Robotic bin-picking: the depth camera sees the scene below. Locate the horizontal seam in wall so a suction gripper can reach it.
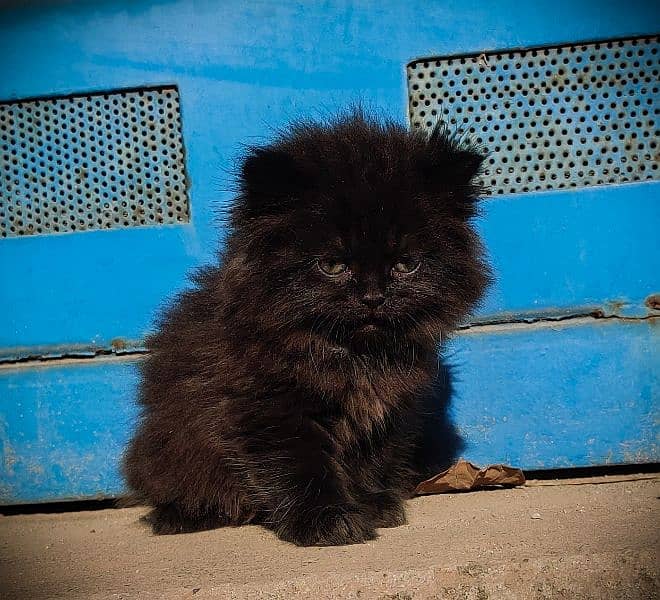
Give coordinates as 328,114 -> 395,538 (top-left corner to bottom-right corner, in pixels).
0,313 -> 656,370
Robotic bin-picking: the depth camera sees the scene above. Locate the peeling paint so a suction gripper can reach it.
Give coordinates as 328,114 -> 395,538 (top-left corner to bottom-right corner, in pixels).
0,342 -> 148,367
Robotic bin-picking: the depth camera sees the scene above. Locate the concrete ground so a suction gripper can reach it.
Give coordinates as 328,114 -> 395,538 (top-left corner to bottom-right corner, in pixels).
1,475 -> 658,600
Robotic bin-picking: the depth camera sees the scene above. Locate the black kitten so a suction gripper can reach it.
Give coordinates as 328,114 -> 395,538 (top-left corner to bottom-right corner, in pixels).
123,111 -> 491,546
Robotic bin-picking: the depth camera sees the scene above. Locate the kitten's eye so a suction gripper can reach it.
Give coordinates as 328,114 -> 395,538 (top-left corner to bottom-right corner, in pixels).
317,260 -> 348,276
392,258 -> 421,275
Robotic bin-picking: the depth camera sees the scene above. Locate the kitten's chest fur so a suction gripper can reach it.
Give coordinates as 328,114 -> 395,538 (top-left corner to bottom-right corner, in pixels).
317,363 -> 429,456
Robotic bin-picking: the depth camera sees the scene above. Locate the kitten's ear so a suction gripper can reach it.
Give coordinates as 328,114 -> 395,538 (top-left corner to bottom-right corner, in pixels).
239,148 -> 310,215
418,122 -> 487,217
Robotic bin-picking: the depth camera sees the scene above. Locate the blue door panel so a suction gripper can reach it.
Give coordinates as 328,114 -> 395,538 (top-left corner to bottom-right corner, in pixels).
454,319 -> 659,468
477,184 -> 660,321
0,359 -> 140,503
1,0 -> 658,503
1,0 -> 659,354
2,0 -> 658,103
1,184 -> 658,358
0,226 -> 196,358
1,318 -> 656,504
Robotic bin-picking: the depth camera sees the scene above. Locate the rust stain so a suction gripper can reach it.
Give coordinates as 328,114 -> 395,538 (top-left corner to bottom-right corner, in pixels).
604,300 -> 628,316
110,338 -> 128,351
644,294 -> 660,311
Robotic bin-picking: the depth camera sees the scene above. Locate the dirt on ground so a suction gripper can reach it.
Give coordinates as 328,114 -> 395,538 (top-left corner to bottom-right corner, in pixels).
1,475 -> 658,599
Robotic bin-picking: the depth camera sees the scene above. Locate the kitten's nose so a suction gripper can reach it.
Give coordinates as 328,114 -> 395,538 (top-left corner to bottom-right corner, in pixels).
360,292 -> 385,309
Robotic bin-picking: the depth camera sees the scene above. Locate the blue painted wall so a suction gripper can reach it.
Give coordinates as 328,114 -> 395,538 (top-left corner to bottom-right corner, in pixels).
0,0 -> 658,502
2,318 -> 657,503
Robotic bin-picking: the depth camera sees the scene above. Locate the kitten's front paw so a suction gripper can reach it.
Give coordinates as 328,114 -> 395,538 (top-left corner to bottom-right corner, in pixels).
277,505 -> 377,546
144,504 -> 227,535
371,493 -> 407,528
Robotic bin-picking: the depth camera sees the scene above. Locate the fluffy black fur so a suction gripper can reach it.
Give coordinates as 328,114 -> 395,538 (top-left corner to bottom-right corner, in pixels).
123,111 -> 491,546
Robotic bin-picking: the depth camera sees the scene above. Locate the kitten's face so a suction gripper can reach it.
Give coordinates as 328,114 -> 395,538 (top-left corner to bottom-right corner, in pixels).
232,114 -> 491,355
267,191 -> 483,352
312,231 -> 438,338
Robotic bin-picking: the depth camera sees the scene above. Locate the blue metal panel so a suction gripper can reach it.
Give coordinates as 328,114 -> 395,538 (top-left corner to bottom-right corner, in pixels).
0,359 -> 139,503
1,318 -> 656,504
1,184 -> 658,358
477,185 -> 660,321
452,319 -> 659,468
1,0 -> 658,353
0,0 -> 658,502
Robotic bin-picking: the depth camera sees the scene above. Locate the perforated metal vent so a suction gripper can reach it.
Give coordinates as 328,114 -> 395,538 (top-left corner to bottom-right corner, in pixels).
407,36 -> 659,195
0,86 -> 189,237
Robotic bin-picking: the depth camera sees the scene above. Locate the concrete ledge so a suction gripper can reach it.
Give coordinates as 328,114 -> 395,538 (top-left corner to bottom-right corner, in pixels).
1,477 -> 658,599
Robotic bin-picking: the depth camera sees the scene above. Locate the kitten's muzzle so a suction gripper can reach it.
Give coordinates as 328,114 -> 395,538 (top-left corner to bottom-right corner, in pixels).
360,291 -> 386,309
